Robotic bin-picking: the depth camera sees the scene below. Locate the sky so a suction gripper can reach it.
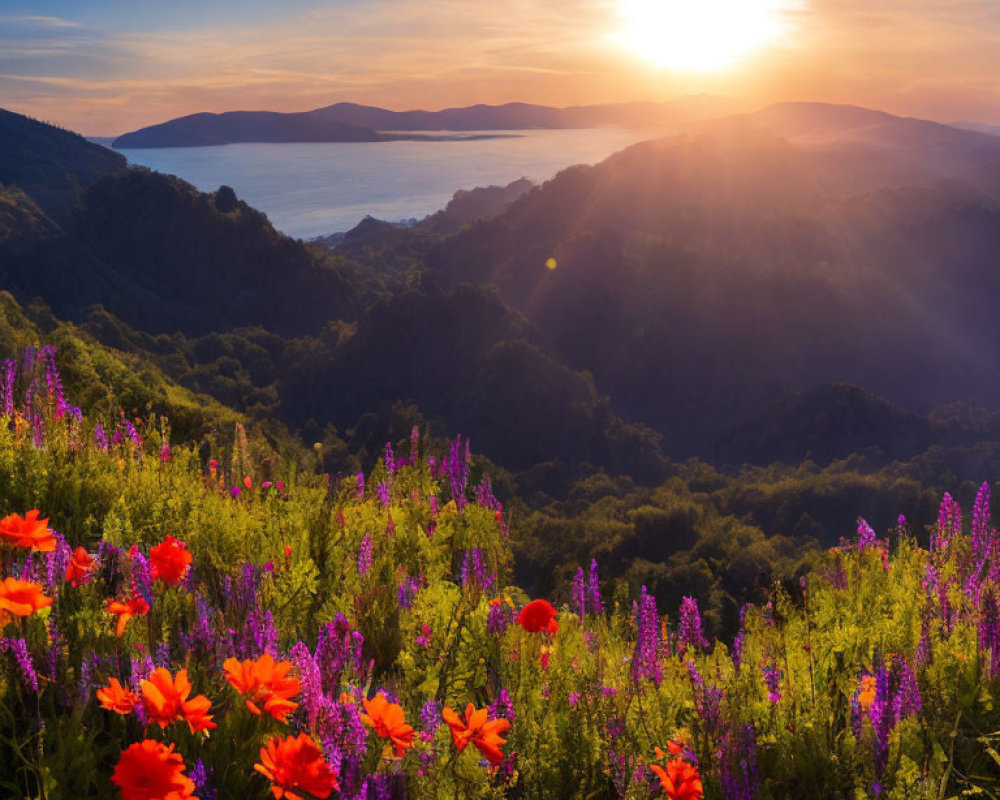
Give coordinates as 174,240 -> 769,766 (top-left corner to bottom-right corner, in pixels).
1,0 -> 999,135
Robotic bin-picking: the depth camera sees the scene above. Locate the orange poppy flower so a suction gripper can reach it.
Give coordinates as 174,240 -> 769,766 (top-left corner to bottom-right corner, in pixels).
112,739 -> 196,800
360,692 -> 416,757
518,599 -> 558,634
149,535 -> 193,586
0,510 -> 55,552
107,596 -> 150,637
650,759 -> 704,800
441,703 -> 511,766
858,674 -> 877,711
255,733 -> 339,800
65,546 -> 95,586
223,653 -> 301,721
655,741 -> 686,760
0,577 -> 53,617
97,677 -> 140,715
141,667 -> 217,733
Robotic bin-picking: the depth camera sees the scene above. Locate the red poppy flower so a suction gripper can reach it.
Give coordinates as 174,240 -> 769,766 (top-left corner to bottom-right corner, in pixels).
360,692 -> 415,757
111,740 -> 196,800
141,667 -> 217,733
518,599 -> 558,634
0,577 -> 53,617
224,653 -> 301,721
65,546 -> 95,586
442,703 -> 511,766
107,596 -> 150,637
651,759 -> 704,800
149,535 -> 193,586
255,733 -> 338,800
97,678 -> 140,715
0,510 -> 55,552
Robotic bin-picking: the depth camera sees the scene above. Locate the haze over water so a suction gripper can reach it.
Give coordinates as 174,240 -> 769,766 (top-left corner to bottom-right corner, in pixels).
112,128 -> 656,239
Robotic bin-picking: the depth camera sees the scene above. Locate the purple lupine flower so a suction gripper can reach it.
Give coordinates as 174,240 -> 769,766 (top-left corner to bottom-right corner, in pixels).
42,346 -> 67,418
384,442 -> 396,475
419,699 -> 442,742
631,586 -> 663,686
129,550 -> 154,605
160,433 -> 170,462
376,482 -> 391,506
239,609 -> 279,658
94,422 -> 109,451
933,493 -> 962,553
719,723 -> 758,800
868,661 -> 895,796
915,600 -> 933,667
732,603 -> 751,671
688,660 -> 724,736
894,656 -> 922,717
966,482 -> 993,598
356,471 -> 365,498
762,662 -> 781,703
2,638 -> 39,693
153,642 -> 171,668
587,560 -> 604,616
1,358 -> 15,417
489,688 -> 515,723
289,641 -> 323,728
678,596 -> 710,654
475,475 -> 501,512
857,518 -> 879,550
357,532 -> 373,576
181,594 -> 217,660
397,576 -> 420,610
189,759 -> 215,800
979,583 -> 1000,679
973,483 -> 991,558
487,598 -> 513,636
572,566 -> 586,619
43,531 -> 72,592
460,549 -> 495,594
314,614 -> 364,691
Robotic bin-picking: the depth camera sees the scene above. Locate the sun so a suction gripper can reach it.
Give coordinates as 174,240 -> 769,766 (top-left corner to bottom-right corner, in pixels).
613,0 -> 796,72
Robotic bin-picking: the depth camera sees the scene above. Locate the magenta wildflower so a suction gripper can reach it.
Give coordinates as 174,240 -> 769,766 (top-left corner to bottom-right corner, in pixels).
679,596 -> 710,654
933,493 -> 962,553
631,586 -> 663,686
357,532 -> 373,576
487,598 -> 513,636
419,699 -> 442,742
979,582 -> 1000,678
857,517 -> 879,549
588,560 -> 604,616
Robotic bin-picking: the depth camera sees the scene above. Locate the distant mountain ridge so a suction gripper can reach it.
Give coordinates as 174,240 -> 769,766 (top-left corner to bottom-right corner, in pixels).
111,95 -> 734,148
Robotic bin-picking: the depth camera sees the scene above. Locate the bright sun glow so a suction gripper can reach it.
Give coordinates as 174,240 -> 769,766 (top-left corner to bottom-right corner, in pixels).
613,0 -> 796,72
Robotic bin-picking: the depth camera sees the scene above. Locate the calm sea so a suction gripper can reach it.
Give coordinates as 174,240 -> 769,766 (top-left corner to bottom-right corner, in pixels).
107,128 -> 659,239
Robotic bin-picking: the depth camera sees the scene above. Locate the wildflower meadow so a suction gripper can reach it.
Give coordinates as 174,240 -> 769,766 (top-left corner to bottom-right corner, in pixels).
1,347 -> 999,799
